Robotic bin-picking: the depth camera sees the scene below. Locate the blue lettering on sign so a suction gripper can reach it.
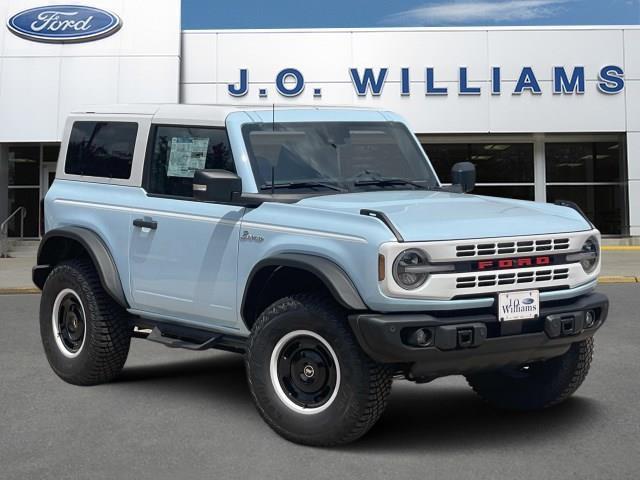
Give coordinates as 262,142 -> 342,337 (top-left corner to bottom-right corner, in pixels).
459,67 -> 481,95
401,68 -> 410,96
225,65 -> 625,98
598,65 -> 625,94
228,69 -> 248,97
276,68 -> 305,96
553,66 -> 585,94
426,67 -> 447,95
491,67 -> 502,95
350,68 -> 388,96
7,5 -> 121,43
514,67 -> 542,95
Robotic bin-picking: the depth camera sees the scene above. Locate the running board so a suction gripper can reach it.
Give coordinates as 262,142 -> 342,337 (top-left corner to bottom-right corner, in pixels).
146,327 -> 223,351
135,321 -> 248,353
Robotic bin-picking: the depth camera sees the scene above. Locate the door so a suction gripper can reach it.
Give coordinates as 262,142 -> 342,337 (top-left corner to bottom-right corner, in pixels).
128,124 -> 243,329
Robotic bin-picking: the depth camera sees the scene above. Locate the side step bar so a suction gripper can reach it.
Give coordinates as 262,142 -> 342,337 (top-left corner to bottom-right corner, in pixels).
134,321 -> 247,354
146,327 -> 223,351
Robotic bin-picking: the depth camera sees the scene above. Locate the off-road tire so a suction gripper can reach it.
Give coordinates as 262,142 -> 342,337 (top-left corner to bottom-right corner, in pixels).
245,293 -> 393,446
466,338 -> 594,411
40,259 -> 132,386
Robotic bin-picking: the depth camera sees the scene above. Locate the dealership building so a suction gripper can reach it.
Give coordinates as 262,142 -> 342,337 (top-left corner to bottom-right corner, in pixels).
0,0 -> 639,241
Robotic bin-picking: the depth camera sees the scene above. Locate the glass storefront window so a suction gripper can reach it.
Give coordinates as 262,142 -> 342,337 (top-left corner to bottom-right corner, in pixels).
545,142 -> 622,183
473,185 -> 535,201
5,144 -> 60,238
546,141 -> 627,235
7,188 -> 39,237
422,142 -> 534,201
8,145 -> 39,186
546,185 -> 625,235
43,145 -> 60,163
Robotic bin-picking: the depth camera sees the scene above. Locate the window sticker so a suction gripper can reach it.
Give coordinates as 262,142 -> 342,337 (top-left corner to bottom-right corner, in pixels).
167,137 -> 209,178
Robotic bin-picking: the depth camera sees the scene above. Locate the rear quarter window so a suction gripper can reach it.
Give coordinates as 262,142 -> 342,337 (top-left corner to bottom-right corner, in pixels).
65,121 -> 138,179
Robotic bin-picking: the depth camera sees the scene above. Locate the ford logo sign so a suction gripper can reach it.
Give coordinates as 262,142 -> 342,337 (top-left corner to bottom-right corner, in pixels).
7,5 -> 121,43
522,297 -> 535,305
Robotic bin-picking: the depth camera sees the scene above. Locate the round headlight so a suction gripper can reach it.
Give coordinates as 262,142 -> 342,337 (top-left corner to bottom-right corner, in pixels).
580,236 -> 599,274
393,249 -> 429,290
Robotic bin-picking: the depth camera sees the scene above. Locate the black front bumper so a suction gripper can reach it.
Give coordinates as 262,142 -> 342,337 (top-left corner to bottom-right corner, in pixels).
349,292 -> 608,379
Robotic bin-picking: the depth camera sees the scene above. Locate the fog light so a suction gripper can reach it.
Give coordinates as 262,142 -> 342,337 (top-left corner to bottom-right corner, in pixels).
585,310 -> 595,328
407,328 -> 433,347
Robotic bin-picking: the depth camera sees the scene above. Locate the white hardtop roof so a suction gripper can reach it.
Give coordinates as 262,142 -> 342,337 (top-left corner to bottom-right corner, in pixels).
72,103 -> 379,124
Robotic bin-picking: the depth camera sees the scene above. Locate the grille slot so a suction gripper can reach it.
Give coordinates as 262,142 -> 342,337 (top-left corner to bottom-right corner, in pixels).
456,267 -> 571,289
455,237 -> 570,258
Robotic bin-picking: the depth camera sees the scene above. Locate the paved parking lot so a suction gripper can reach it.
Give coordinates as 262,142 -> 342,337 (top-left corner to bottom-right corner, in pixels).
1,285 -> 639,480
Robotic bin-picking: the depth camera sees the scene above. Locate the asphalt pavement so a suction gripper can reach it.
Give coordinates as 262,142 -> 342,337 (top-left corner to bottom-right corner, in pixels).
1,285 -> 639,480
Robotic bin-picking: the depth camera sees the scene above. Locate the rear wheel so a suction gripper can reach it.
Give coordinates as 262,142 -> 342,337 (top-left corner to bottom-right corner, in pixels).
466,338 -> 594,411
40,259 -> 132,386
245,293 -> 392,446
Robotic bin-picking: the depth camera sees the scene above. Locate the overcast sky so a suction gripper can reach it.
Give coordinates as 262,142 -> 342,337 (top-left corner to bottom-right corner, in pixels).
182,0 -> 640,29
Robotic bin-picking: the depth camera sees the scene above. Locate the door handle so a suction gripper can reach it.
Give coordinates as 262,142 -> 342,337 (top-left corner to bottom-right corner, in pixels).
133,218 -> 158,230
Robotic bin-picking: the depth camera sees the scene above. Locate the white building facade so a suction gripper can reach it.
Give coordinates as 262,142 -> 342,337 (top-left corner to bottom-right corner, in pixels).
1,0 -> 638,238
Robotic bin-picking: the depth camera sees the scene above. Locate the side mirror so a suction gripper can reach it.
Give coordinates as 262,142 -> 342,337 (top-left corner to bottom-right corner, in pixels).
193,169 -> 242,203
451,162 -> 476,193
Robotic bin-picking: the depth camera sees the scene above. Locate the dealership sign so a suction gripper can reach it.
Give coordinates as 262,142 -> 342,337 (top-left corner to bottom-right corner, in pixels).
228,66 -> 625,98
7,5 -> 121,43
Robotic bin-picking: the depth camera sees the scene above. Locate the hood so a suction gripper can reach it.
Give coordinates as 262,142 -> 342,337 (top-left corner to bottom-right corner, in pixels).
296,190 -> 591,242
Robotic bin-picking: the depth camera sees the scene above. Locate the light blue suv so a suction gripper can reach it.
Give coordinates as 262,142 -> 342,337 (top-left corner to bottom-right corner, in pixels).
34,104 -> 608,446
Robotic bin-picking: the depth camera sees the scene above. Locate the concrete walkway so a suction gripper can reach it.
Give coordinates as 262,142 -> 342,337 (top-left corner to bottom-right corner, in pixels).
1,249 -> 638,293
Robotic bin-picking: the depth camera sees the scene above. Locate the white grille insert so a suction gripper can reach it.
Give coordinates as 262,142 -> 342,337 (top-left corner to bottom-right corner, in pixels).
456,267 -> 570,289
456,238 -> 570,258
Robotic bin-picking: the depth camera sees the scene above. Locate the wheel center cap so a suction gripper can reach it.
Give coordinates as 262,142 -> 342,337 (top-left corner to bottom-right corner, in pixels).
303,365 -> 315,378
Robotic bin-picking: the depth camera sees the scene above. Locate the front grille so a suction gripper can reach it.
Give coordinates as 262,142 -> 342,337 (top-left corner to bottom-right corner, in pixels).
456,238 -> 570,258
456,267 -> 570,289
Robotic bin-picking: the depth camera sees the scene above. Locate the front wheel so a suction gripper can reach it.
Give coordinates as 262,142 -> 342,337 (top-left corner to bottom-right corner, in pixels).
245,293 -> 392,446
466,338 -> 594,411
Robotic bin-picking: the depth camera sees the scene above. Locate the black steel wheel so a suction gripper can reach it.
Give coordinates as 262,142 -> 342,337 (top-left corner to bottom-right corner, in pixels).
40,259 -> 131,386
246,292 -> 393,446
271,330 -> 340,413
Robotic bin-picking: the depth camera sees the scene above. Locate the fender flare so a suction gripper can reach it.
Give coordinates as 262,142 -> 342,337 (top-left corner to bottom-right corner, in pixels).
242,253 -> 368,317
34,226 -> 129,308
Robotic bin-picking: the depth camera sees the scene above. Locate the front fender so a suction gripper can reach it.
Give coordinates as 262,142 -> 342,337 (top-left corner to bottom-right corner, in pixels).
242,253 -> 368,313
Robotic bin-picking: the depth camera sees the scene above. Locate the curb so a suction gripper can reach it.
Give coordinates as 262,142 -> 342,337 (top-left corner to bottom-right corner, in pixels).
598,276 -> 638,284
602,246 -> 640,251
0,287 -> 41,295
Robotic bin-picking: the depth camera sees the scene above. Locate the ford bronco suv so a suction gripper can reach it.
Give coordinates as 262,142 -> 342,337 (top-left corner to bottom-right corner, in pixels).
34,104 -> 608,446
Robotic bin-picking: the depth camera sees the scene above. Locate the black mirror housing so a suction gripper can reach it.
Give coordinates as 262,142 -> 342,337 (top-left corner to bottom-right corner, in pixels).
451,162 -> 476,193
193,169 -> 242,203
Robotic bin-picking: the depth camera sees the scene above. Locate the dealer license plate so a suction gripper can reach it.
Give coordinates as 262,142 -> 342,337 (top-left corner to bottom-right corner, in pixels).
498,290 -> 540,322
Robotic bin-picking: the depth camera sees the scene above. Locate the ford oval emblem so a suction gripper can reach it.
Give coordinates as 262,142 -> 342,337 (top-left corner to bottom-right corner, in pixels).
7,5 -> 121,43
522,297 -> 535,305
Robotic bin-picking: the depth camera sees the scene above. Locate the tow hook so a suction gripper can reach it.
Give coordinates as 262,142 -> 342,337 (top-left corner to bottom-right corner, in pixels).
545,312 -> 586,338
434,323 -> 487,350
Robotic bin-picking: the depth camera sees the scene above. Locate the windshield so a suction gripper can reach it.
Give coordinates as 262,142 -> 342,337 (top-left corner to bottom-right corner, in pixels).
242,122 -> 439,193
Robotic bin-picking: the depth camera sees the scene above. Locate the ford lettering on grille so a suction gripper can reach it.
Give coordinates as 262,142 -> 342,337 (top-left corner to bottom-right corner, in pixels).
477,255 -> 552,271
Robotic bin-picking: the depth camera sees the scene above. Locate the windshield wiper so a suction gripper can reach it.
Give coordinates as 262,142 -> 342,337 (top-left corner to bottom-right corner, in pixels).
259,181 -> 346,192
353,177 -> 429,190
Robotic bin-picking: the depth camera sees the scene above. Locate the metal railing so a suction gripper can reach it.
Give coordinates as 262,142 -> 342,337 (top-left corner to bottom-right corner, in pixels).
0,207 -> 27,258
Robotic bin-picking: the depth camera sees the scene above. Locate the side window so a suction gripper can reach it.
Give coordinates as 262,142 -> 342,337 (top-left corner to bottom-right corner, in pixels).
147,125 -> 235,198
65,121 -> 138,179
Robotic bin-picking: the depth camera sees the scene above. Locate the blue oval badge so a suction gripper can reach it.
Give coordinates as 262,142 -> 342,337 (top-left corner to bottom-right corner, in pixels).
522,297 -> 535,305
7,5 -> 121,43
